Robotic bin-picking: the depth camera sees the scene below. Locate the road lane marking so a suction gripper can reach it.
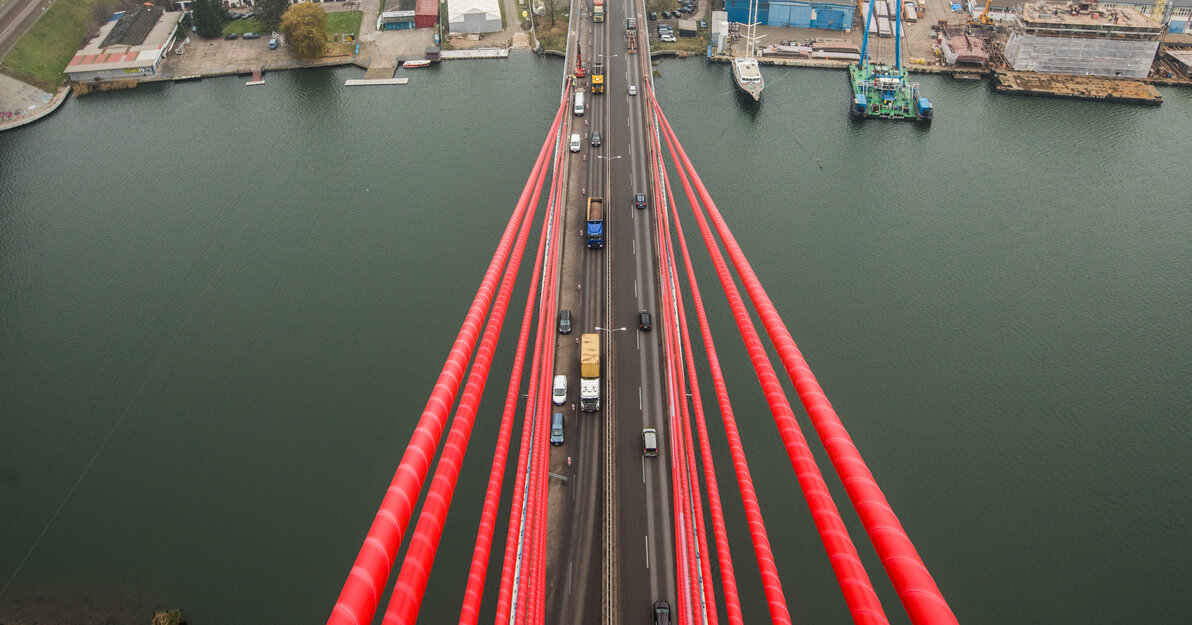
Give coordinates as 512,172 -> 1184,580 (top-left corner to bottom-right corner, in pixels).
645,535 -> 650,569
642,457 -> 646,483
639,386 -> 642,410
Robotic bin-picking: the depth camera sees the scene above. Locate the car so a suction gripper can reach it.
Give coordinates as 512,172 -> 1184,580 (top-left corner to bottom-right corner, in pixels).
628,84 -> 637,96
224,32 -> 239,40
590,130 -> 601,147
649,11 -> 657,20
638,310 -> 652,331
550,412 -> 564,446
661,10 -> 670,18
699,18 -> 707,28
626,17 -> 636,29
553,375 -> 567,406
268,37 -> 279,49
558,309 -> 572,334
570,133 -> 581,152
634,192 -> 647,209
642,428 -> 659,457
241,11 -> 254,19
243,32 -> 261,39
653,600 -> 671,625
661,34 -> 676,42
226,11 -> 237,19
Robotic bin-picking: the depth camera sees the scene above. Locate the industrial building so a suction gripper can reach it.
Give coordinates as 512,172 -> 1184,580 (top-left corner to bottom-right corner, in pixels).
448,0 -> 502,33
64,7 -> 183,83
1003,3 -> 1164,78
724,0 -> 856,31
964,0 -> 1192,32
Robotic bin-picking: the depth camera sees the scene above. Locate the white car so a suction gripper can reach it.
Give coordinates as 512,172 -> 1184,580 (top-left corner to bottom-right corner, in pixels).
553,375 -> 567,405
628,85 -> 638,96
569,134 -> 581,152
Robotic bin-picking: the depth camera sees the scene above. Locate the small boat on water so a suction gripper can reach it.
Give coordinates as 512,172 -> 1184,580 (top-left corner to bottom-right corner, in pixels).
403,59 -> 432,68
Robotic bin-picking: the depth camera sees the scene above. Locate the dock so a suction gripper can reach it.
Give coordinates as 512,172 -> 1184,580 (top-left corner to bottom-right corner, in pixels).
440,47 -> 509,59
345,78 -> 410,86
246,68 -> 264,86
993,71 -> 1162,105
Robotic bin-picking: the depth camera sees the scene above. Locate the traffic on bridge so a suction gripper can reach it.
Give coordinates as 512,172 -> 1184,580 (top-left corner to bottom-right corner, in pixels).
325,2 -> 958,625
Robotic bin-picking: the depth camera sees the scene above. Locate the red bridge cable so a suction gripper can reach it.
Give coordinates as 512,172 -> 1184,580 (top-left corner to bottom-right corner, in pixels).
379,97 -> 563,625
656,96 -> 958,625
328,99 -> 567,625
651,92 -> 891,625
653,156 -> 712,625
501,117 -> 569,625
456,135 -> 557,625
658,169 -> 719,625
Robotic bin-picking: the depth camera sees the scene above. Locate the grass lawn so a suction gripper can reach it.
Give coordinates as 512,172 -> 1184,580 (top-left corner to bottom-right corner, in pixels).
223,10 -> 361,37
326,11 -> 362,37
0,0 -> 98,90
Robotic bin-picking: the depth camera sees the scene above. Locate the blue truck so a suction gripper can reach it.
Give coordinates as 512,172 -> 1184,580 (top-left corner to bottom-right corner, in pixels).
586,197 -> 604,248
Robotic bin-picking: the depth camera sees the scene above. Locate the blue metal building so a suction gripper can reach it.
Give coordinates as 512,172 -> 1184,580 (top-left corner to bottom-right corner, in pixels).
725,0 -> 855,30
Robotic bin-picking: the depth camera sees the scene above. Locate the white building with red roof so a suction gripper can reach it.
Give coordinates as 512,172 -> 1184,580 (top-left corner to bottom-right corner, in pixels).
64,6 -> 184,83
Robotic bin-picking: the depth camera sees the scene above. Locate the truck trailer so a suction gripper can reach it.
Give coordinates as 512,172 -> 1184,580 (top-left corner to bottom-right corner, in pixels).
580,333 -> 600,412
586,197 -> 604,248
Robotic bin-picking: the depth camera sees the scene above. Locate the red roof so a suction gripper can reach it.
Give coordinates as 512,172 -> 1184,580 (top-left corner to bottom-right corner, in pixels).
416,0 -> 436,16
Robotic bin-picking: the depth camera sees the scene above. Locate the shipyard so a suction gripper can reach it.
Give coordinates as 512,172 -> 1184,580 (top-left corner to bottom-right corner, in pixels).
3,0 -> 1192,129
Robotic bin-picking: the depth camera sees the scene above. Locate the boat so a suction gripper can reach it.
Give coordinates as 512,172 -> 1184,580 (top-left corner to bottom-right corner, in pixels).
732,57 -> 764,100
848,0 -> 932,123
731,0 -> 764,100
403,59 -> 432,68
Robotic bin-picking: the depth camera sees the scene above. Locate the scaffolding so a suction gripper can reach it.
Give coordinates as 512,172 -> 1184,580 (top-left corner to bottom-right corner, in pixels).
1003,3 -> 1162,78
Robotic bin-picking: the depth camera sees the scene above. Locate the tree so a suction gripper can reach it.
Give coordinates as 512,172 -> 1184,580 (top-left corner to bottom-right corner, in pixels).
191,0 -> 225,39
280,4 -> 329,60
256,0 -> 289,33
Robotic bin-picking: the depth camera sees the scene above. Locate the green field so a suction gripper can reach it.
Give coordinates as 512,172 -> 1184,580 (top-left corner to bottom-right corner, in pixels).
228,10 -> 362,37
326,11 -> 362,37
0,0 -> 100,90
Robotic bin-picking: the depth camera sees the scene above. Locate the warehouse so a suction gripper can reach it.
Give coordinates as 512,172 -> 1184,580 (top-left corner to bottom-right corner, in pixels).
1003,3 -> 1163,78
449,0 -> 502,34
64,6 -> 183,83
725,0 -> 856,32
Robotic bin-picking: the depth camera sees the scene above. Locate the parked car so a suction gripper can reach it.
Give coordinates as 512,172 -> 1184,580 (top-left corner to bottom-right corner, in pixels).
224,32 -> 239,40
243,32 -> 261,39
268,37 -> 279,49
590,130 -> 601,147
661,10 -> 670,18
241,11 -> 254,19
558,309 -> 572,334
661,34 -> 676,42
642,428 -> 658,457
699,18 -> 707,28
634,192 -> 647,209
638,310 -> 652,331
649,11 -> 657,20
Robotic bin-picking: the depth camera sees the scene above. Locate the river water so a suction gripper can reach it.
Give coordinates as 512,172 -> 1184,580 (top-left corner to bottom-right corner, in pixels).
1,55 -> 1189,624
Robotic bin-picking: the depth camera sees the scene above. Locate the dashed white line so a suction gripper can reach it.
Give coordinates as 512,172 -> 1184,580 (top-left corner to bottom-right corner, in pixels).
645,535 -> 651,569
638,386 -> 642,410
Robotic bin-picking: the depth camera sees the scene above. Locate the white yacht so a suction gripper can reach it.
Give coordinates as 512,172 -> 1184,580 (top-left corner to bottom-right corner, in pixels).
732,0 -> 765,101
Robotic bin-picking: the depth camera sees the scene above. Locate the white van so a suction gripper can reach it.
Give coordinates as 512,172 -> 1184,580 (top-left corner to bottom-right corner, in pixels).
573,92 -> 585,116
553,374 -> 567,405
569,134 -> 581,152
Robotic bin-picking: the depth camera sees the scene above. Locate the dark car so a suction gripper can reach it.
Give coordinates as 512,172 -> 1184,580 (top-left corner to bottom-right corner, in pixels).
224,32 -> 239,40
591,130 -> 601,147
243,32 -> 261,39
634,192 -> 647,209
661,10 -> 670,19
558,309 -> 572,334
649,11 -> 657,20
638,310 -> 652,331
653,600 -> 671,625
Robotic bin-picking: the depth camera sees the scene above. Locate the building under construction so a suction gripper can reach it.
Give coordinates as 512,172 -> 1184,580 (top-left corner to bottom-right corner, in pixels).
1002,2 -> 1163,78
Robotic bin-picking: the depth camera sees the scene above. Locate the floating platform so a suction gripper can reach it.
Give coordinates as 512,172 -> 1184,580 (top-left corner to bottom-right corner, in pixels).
245,68 -> 264,86
344,78 -> 410,86
847,62 -> 933,124
993,71 -> 1162,105
439,48 -> 509,59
